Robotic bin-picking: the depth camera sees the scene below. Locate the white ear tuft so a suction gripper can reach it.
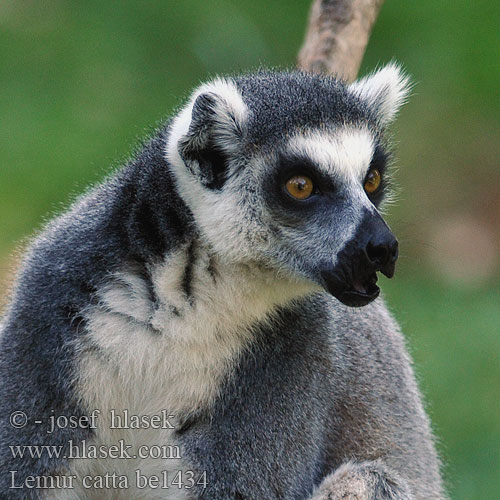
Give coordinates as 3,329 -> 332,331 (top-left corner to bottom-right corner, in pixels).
349,63 -> 411,125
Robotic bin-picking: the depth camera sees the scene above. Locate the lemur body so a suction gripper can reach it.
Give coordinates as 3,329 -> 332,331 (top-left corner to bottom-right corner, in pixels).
0,67 -> 445,499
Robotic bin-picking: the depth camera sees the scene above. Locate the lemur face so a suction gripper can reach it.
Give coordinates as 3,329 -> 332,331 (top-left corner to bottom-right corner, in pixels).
166,65 -> 410,307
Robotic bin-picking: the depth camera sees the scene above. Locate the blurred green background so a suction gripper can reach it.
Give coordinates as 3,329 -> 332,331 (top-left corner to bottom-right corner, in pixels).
0,1 -> 499,498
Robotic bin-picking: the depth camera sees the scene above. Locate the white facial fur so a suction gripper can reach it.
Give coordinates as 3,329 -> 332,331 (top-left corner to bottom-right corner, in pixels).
288,127 -> 375,184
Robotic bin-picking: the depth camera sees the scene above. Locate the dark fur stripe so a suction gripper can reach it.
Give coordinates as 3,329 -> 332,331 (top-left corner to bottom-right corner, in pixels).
181,240 -> 197,305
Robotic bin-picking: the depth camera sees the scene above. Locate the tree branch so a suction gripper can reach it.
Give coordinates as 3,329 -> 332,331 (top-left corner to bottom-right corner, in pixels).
298,0 -> 385,82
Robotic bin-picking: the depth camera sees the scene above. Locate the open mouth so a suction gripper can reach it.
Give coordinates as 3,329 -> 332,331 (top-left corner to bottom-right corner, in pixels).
320,258 -> 396,308
338,272 -> 380,307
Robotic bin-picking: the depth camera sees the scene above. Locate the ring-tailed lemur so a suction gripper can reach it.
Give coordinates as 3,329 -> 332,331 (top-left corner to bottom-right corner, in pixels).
0,65 -> 445,500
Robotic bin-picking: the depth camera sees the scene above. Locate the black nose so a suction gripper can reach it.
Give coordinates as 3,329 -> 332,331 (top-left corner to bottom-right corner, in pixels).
366,237 -> 398,277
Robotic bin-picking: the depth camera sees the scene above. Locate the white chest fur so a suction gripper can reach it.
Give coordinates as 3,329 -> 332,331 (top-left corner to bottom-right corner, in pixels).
48,241 -> 312,499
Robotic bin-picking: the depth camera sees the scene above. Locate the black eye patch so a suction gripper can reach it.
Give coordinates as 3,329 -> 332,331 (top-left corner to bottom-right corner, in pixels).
370,144 -> 389,175
365,144 -> 390,205
275,153 -> 337,196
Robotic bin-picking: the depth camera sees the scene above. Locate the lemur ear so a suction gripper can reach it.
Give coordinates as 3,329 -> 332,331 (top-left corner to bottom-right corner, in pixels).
166,79 -> 247,190
349,63 -> 411,126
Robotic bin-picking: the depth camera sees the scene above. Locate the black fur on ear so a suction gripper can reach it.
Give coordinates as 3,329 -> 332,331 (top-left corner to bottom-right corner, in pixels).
177,93 -> 233,190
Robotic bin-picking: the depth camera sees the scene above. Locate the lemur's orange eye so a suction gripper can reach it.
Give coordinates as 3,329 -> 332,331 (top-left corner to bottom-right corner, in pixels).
285,175 -> 314,200
364,169 -> 381,194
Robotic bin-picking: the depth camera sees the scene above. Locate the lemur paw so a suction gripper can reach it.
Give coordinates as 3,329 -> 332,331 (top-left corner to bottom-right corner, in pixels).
309,460 -> 413,500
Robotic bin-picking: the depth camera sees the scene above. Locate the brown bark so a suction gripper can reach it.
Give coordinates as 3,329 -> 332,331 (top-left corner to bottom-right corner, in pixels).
298,0 -> 385,82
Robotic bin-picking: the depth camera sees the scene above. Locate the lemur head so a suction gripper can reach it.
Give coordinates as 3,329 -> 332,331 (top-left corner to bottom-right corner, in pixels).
166,65 -> 410,307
